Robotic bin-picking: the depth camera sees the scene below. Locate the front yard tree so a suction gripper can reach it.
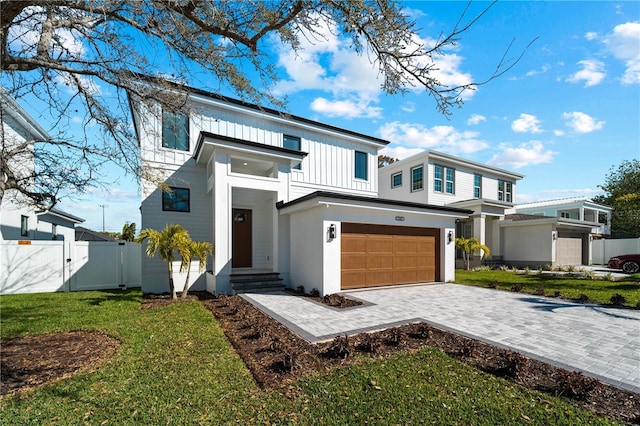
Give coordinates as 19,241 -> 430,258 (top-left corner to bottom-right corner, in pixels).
1,1 -> 530,208
455,237 -> 490,270
593,159 -> 640,238
137,224 -> 191,300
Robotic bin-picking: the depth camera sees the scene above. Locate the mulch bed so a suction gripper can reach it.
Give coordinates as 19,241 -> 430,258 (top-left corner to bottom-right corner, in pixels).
204,294 -> 640,424
0,330 -> 119,397
2,291 -> 638,424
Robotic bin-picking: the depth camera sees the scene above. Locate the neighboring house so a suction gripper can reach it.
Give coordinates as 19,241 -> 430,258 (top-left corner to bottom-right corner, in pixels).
378,151 -> 608,268
378,150 -> 524,268
75,226 -> 119,242
0,88 -> 84,242
130,83 -> 472,296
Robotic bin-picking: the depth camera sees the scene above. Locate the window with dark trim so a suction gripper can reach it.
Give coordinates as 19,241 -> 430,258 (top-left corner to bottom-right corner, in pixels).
162,110 -> 189,151
355,151 -> 368,180
474,175 -> 482,198
52,224 -> 58,240
21,215 -> 28,236
391,172 -> 402,188
162,187 -> 190,212
411,165 -> 423,191
445,168 -> 455,194
283,135 -> 301,170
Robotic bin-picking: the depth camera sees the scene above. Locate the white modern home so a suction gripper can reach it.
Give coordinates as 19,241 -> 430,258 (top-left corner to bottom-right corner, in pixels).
130,83 -> 472,296
0,87 -> 84,242
378,151 -> 609,268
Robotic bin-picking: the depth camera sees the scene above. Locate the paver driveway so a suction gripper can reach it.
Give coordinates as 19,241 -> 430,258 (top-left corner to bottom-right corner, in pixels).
242,283 -> 640,393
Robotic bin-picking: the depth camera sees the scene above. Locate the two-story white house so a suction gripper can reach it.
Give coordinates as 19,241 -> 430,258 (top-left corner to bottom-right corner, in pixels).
378,151 -> 607,268
131,83 -> 472,296
0,87 -> 84,242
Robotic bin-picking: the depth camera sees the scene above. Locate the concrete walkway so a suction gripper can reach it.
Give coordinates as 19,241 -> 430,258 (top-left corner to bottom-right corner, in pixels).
242,283 -> 640,394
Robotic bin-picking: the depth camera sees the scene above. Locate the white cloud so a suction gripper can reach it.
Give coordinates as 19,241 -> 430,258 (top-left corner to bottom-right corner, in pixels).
467,114 -> 486,125
567,60 -> 606,87
55,73 -> 101,96
585,32 -> 598,41
378,121 -> 489,155
309,97 -> 382,119
562,111 -> 605,133
553,129 -> 565,137
525,64 -> 550,77
511,113 -> 542,133
488,141 -> 556,169
603,21 -> 640,85
401,102 -> 416,113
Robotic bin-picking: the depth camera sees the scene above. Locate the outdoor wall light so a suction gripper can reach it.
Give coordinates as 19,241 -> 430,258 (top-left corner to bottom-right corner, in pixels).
448,230 -> 454,244
328,224 -> 337,240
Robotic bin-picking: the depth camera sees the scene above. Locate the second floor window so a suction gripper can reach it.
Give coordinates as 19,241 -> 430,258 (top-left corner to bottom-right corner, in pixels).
474,175 -> 482,198
283,135 -> 301,170
162,110 -> 189,151
434,165 -> 455,194
391,172 -> 402,188
21,215 -> 28,237
355,151 -> 368,180
498,180 -> 513,202
411,165 -> 423,191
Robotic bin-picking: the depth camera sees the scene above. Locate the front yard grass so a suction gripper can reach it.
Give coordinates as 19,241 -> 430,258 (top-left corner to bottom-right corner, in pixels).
0,290 -> 621,425
455,269 -> 640,308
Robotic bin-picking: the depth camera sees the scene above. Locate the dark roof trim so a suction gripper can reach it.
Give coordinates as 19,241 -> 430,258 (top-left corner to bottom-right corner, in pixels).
39,207 -> 85,223
194,131 -> 308,160
276,191 -> 474,215
134,76 -> 390,147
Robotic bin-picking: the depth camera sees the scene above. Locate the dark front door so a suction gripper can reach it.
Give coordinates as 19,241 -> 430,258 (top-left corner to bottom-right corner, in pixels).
232,209 -> 252,268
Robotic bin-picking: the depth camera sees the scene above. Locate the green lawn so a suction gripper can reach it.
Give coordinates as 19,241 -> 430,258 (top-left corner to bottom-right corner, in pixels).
454,269 -> 640,308
0,290 -> 621,425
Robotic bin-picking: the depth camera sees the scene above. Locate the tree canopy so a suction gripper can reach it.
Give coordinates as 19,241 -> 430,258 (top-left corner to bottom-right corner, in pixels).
593,159 -> 640,238
1,0 -> 531,208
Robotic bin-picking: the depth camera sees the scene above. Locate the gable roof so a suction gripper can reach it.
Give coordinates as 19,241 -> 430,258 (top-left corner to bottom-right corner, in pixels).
75,226 -> 118,241
0,86 -> 50,141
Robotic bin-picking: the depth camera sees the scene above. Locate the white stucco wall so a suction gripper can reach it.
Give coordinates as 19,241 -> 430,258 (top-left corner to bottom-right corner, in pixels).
502,222 -> 554,267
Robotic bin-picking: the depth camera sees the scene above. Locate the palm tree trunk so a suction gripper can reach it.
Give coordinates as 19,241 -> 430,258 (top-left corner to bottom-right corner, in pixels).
168,263 -> 177,300
181,267 -> 191,299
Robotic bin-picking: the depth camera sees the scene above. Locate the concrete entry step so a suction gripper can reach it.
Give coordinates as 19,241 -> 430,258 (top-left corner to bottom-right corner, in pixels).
230,272 -> 284,294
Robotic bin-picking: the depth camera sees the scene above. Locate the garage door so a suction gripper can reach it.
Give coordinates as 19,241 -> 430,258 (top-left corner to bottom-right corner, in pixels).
341,223 -> 439,290
556,234 -> 583,265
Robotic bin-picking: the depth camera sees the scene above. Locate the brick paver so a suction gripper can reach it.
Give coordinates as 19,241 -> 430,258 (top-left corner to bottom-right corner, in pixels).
242,283 -> 640,393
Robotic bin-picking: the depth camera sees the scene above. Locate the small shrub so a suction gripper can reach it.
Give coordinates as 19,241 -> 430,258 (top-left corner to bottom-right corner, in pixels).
269,351 -> 297,374
577,294 -> 589,303
295,285 -> 305,294
355,333 -> 381,354
556,370 -> 601,400
511,284 -> 523,292
488,280 -> 498,289
524,266 -> 531,274
473,265 -> 491,272
534,287 -> 545,296
383,328 -> 406,347
536,265 -> 543,273
582,270 -> 595,279
494,352 -> 529,379
610,293 -> 627,306
553,290 -> 562,298
322,335 -> 350,359
604,272 -> 614,282
458,339 -> 480,358
566,264 -> 576,272
499,265 -> 510,272
310,288 -> 320,297
545,264 -> 553,271
407,323 -> 432,340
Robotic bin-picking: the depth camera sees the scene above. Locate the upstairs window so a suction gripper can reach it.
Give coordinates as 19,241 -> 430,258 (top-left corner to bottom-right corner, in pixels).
355,151 -> 368,180
162,110 -> 189,151
162,187 -> 190,212
283,135 -> 301,170
52,224 -> 58,240
434,165 -> 454,194
21,215 -> 28,237
411,165 -> 423,191
474,175 -> 482,198
498,180 -> 513,202
391,172 -> 402,188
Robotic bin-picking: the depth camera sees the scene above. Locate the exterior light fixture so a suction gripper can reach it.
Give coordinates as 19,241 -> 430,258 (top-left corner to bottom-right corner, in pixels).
448,230 -> 454,244
328,224 -> 336,240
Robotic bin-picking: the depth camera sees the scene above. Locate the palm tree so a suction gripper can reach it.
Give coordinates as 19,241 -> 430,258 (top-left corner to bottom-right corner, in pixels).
136,224 -> 191,299
455,237 -> 490,270
180,240 -> 213,299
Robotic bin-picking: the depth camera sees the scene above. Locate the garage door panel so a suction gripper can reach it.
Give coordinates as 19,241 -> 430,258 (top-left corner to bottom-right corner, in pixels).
341,223 -> 440,290
556,235 -> 582,265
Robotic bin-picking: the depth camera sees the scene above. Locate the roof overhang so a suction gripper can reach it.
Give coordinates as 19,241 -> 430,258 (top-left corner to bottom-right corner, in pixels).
500,216 -> 597,232
277,191 -> 473,219
449,198 -> 514,215
37,208 -> 85,224
194,132 -> 308,166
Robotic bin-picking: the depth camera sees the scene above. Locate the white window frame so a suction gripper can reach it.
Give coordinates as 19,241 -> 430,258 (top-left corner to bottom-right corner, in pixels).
391,172 -> 402,188
411,165 -> 424,192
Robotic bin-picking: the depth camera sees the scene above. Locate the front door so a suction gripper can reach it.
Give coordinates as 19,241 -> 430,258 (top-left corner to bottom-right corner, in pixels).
232,208 -> 252,268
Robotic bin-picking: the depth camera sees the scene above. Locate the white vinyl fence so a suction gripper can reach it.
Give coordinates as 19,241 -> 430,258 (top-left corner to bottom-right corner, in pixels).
592,238 -> 640,265
0,240 -> 141,295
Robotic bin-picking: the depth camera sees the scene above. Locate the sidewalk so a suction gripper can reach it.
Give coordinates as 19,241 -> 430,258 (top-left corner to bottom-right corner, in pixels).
243,283 -> 640,393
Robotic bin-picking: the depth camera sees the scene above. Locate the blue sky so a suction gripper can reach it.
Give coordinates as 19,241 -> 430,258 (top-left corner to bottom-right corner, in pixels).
48,1 -> 639,233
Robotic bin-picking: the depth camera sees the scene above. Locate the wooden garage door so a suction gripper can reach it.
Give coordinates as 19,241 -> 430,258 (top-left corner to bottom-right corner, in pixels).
556,235 -> 583,265
341,223 -> 439,290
